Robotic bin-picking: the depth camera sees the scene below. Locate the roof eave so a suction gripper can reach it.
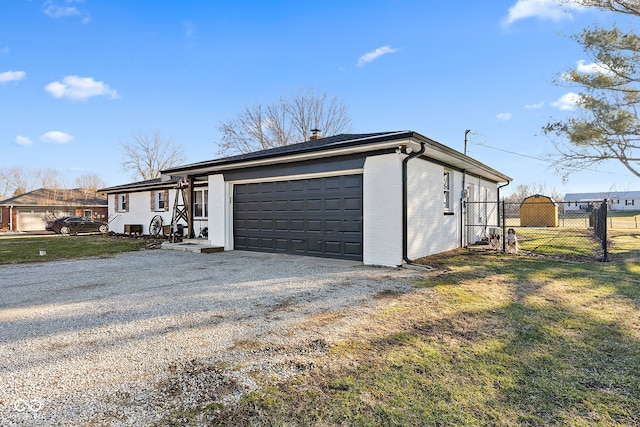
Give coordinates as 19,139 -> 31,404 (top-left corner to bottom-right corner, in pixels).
163,131 -> 511,183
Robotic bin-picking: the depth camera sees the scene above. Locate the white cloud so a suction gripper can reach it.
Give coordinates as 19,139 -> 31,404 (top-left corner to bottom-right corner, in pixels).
525,102 -> 544,109
1,47 -> 9,55
551,92 -> 581,110
497,112 -> 513,121
14,136 -> 32,146
43,0 -> 91,23
41,131 -> 74,144
357,46 -> 399,67
576,59 -> 614,75
45,75 -> 119,100
0,70 -> 26,84
502,0 -> 583,26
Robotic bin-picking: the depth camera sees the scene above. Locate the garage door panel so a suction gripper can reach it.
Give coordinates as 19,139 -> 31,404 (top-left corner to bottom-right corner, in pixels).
307,219 -> 322,233
234,174 -> 363,260
344,242 -> 362,256
344,174 -> 362,188
344,198 -> 361,211
275,239 -> 288,251
324,198 -> 341,211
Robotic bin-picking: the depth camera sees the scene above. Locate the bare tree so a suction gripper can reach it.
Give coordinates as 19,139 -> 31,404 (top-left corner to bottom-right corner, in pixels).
504,184 -> 563,204
218,88 -> 352,156
74,174 -> 106,191
37,168 -> 64,189
0,166 -> 65,198
121,131 -> 186,181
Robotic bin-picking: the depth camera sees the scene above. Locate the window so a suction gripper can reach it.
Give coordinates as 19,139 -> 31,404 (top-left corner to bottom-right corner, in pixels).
626,199 -> 635,206
154,190 -> 166,211
193,189 -> 208,218
83,210 -> 92,220
117,194 -> 128,212
443,170 -> 452,212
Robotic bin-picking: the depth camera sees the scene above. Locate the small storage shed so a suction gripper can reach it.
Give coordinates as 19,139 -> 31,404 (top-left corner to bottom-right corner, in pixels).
520,194 -> 558,227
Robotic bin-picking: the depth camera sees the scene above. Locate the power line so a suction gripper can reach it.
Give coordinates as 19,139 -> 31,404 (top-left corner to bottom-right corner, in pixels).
469,138 -> 628,178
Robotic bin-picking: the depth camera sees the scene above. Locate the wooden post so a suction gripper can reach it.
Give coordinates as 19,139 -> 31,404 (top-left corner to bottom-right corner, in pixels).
187,176 -> 195,239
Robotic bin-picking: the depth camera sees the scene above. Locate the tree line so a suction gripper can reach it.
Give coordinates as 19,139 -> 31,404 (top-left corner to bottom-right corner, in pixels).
0,167 -> 106,200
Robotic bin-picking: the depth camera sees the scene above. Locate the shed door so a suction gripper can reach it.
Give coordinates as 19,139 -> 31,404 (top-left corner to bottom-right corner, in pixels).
234,174 -> 363,261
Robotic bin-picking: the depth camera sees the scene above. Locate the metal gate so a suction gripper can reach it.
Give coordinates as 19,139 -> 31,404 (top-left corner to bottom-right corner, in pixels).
465,199 -> 609,261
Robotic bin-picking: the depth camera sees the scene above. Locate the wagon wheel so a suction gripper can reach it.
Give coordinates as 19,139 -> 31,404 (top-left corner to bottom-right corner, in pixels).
149,215 -> 163,237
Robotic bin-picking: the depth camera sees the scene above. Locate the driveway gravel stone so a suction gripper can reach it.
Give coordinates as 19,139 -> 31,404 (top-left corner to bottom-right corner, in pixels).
0,249 -> 424,426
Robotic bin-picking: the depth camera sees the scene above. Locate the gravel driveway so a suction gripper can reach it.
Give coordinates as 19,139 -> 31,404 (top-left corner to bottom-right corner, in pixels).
0,249 -> 423,426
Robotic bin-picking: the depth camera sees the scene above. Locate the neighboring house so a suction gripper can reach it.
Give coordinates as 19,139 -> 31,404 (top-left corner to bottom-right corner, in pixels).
0,188 -> 108,232
565,191 -> 640,212
101,131 -> 512,267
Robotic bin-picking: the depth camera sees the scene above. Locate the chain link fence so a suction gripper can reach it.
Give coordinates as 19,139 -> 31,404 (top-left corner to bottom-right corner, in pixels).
464,199 -> 609,261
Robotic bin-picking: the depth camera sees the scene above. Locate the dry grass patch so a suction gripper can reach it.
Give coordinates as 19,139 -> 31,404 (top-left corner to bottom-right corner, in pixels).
163,234 -> 640,426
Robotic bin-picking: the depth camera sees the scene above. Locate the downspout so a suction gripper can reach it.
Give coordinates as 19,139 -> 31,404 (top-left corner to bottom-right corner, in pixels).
497,181 -> 510,253
497,181 -> 510,228
461,129 -> 470,248
402,142 -> 426,265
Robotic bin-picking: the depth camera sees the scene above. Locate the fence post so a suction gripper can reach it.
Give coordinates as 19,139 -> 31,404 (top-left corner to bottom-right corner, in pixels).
602,199 -> 609,262
501,199 -> 506,252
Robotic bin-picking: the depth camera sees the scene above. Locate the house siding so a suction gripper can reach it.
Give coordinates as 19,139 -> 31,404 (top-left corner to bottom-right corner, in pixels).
363,153 -> 403,267
108,189 -> 177,234
407,159 -> 461,259
0,206 -> 9,230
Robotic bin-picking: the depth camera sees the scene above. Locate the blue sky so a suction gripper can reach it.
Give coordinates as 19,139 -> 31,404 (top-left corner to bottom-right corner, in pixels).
1,0 -> 638,195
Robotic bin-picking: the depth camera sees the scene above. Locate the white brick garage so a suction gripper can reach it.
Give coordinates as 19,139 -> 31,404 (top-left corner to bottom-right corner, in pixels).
160,131 -> 512,267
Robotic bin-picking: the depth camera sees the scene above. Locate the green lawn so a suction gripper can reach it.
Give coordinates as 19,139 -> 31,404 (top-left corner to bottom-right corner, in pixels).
208,232 -> 640,426
0,234 -> 150,264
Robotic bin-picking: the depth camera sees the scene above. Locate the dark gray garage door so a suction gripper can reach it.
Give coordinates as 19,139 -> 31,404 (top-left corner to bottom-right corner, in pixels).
234,174 -> 363,261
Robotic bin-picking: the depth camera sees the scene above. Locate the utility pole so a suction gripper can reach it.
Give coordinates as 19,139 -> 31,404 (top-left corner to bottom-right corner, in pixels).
464,129 -> 471,155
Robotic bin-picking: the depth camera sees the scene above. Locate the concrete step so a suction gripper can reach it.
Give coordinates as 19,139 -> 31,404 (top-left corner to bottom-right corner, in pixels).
161,241 -> 224,253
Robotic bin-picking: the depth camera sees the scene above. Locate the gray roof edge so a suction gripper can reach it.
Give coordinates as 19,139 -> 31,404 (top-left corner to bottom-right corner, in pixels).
162,131 -> 413,174
161,130 -> 511,182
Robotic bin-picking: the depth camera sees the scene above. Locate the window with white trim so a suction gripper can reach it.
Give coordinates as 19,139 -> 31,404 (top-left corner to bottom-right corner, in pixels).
443,170 -> 452,212
117,194 -> 128,212
154,191 -> 166,211
193,189 -> 208,218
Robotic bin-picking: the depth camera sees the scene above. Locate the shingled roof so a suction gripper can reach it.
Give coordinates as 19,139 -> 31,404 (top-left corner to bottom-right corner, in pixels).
0,188 -> 107,207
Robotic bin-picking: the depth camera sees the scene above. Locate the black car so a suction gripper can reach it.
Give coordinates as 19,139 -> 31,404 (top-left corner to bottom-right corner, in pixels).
46,216 -> 109,235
